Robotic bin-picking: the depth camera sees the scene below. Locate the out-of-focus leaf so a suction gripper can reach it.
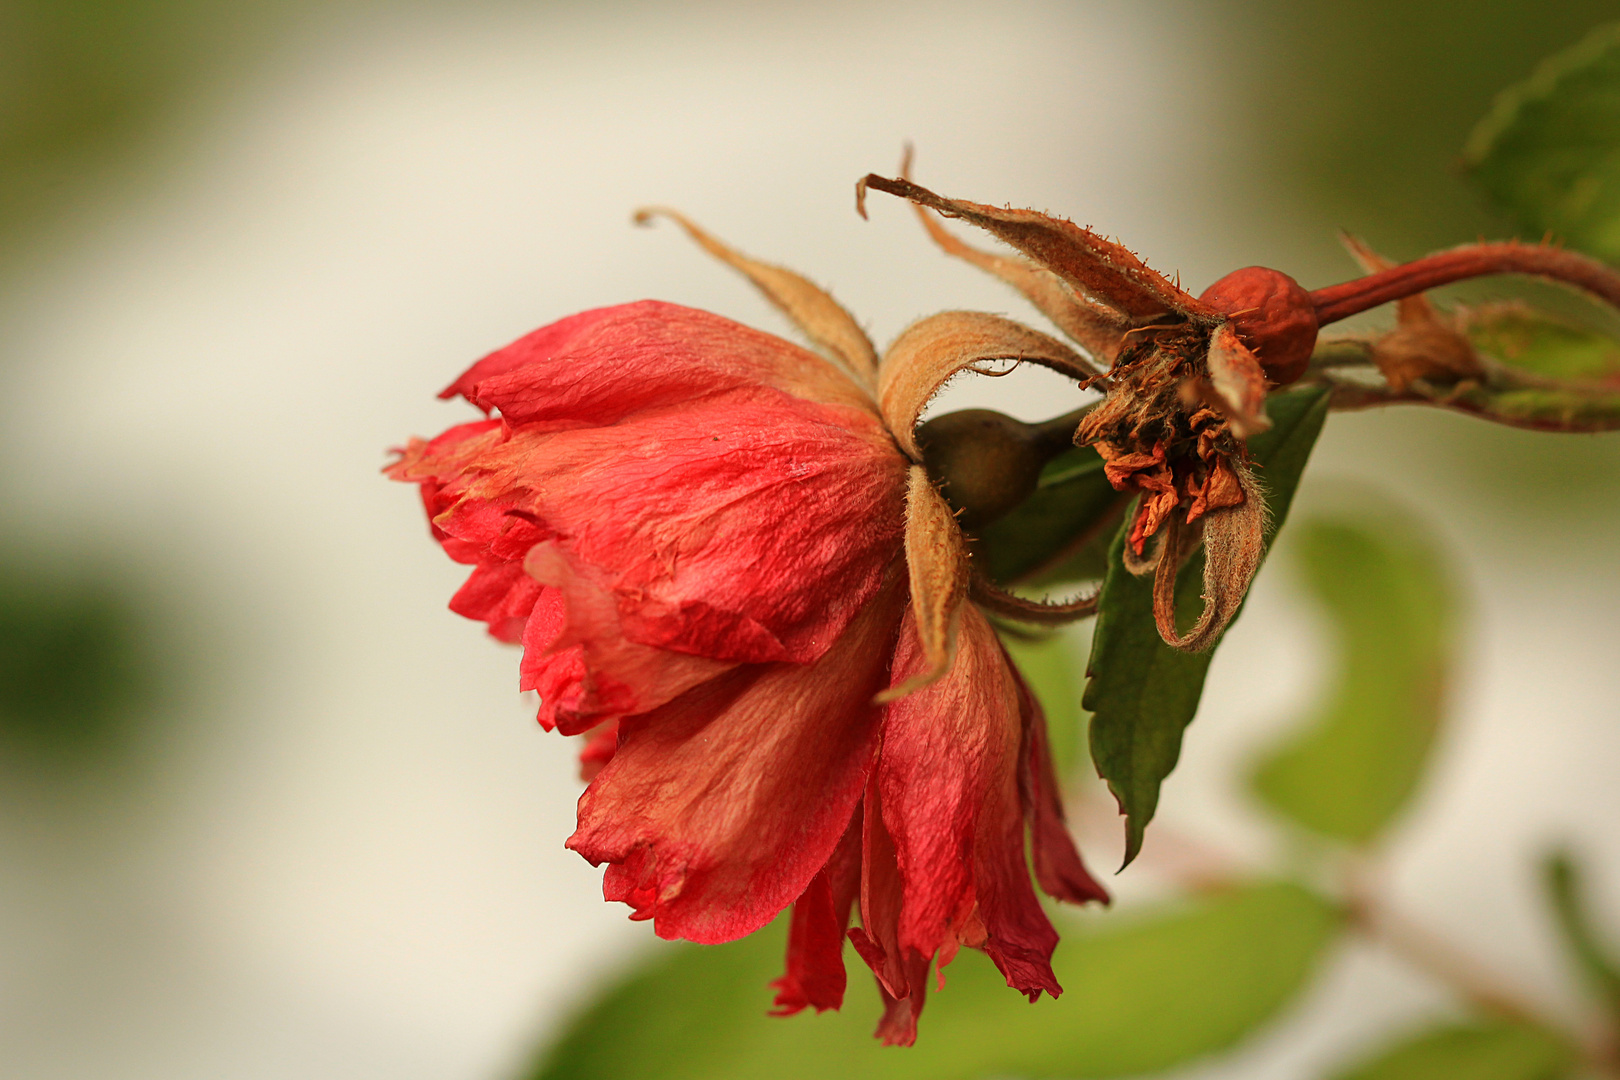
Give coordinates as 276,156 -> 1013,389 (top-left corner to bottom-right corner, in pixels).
532,882 -> 1342,1080
1250,512 -> 1452,844
977,445 -> 1125,585
0,561 -> 155,761
1465,303 -> 1620,384
1330,1021 -> 1578,1080
1002,628 -> 1089,777
1543,850 -> 1620,1026
1085,385 -> 1330,866
1464,22 -> 1620,262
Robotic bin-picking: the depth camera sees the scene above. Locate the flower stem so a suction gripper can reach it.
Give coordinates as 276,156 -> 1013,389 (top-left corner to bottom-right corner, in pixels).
1310,242 -> 1620,326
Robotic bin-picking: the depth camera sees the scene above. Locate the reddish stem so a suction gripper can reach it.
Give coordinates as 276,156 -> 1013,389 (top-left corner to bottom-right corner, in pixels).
1310,242 -> 1620,325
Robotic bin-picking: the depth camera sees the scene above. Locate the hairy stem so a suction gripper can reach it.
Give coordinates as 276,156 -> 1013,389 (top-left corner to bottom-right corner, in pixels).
1311,242 -> 1620,325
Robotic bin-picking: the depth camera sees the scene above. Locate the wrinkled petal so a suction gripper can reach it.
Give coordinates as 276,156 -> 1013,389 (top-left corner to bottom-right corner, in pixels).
567,576 -> 906,944
847,772 -> 935,1047
637,208 -> 880,389
1013,663 -> 1109,905
771,808 -> 863,1016
450,301 -> 876,424
879,604 -> 1065,1001
399,384 -> 908,672
521,544 -> 732,732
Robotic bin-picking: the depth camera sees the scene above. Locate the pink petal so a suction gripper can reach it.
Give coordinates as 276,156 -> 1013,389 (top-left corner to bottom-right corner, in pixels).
567,577 -> 905,944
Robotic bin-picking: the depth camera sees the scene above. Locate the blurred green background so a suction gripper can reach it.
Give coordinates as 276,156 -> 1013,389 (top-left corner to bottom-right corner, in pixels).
2,2 -> 1617,1078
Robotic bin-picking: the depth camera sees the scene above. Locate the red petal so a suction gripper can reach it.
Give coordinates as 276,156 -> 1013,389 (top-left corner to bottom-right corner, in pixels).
520,544 -> 732,733
771,808 -> 863,1015
449,559 -> 545,643
567,577 -> 905,944
578,719 -> 619,782
1013,661 -> 1109,906
882,605 -> 1065,1001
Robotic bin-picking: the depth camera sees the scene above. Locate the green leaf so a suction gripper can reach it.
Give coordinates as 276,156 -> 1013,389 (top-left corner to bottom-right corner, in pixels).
1249,511 -> 1453,845
1330,1021 -> 1578,1080
975,445 -> 1125,585
1466,303 -> 1620,384
1543,850 -> 1620,1027
1465,22 -> 1620,262
1001,628 -> 1089,777
531,882 -> 1342,1080
1084,385 -> 1331,866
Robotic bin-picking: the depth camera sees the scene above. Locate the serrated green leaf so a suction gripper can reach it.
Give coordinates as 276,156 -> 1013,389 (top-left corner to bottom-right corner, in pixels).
1466,304 -> 1620,383
531,882 -> 1342,1080
1330,1021 -> 1578,1080
1543,850 -> 1620,1027
1250,512 -> 1453,845
1084,386 -> 1331,866
1001,628 -> 1089,777
1465,22 -> 1620,261
976,445 -> 1125,585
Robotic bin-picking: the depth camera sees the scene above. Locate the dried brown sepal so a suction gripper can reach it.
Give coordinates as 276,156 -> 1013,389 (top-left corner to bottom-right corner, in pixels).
967,570 -> 1099,626
1151,463 -> 1267,653
893,163 -> 1124,368
1205,324 -> 1273,437
878,311 -> 1096,461
635,207 -> 880,389
1337,232 -> 1439,327
876,466 -> 968,703
858,174 -> 1212,323
1370,320 -> 1486,394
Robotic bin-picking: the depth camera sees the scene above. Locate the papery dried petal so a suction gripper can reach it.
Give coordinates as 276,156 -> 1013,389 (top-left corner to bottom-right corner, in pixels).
771,807 -> 863,1015
879,605 -> 1067,1003
1152,463 -> 1267,653
1014,665 -> 1109,906
1205,323 -> 1272,437
452,300 -> 877,424
568,576 -> 905,944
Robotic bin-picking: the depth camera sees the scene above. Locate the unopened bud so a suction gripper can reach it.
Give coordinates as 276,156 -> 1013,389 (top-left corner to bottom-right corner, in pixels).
916,408 -> 1073,530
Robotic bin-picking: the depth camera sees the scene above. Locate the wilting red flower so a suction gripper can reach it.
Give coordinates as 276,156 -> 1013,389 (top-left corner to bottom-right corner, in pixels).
390,211 -> 1107,1044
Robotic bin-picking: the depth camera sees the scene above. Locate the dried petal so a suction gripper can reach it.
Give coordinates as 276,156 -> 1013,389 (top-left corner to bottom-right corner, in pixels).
860,174 -> 1210,322
637,208 -> 880,388
1152,463 -> 1267,652
568,576 -> 906,943
1205,323 -> 1273,437
878,311 -> 1096,460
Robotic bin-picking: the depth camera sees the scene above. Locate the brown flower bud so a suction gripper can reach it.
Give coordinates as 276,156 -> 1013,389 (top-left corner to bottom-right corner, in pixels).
1199,266 -> 1319,386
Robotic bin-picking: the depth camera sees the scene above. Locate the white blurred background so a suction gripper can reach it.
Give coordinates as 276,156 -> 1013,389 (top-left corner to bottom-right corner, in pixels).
0,2 -> 1616,1077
